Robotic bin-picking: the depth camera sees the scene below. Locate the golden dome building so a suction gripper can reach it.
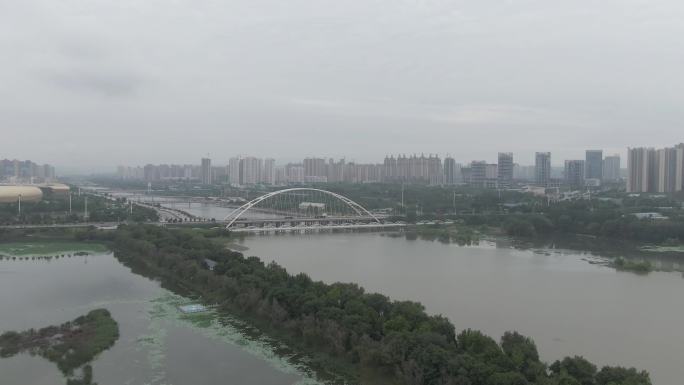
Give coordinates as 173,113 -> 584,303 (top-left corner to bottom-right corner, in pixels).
0,186 -> 44,203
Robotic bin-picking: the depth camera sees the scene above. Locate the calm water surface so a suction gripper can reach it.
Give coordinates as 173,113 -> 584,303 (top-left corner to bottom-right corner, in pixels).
241,232 -> 684,385
0,251 -> 313,385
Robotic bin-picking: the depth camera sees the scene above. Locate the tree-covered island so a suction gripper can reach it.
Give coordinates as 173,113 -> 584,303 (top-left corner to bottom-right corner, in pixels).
0,309 -> 119,385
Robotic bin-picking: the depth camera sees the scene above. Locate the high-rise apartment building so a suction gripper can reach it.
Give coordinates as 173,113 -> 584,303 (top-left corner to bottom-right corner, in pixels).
485,164 -> 498,180
200,157 -> 212,184
444,157 -> 456,185
676,144 -> 684,192
468,161 -> 497,188
657,147 -> 678,193
627,147 -> 657,193
326,158 -> 345,183
427,155 -> 443,185
443,157 -> 464,185
470,161 -> 487,187
585,150 -> 603,181
383,154 -> 443,185
286,164 -> 305,184
535,152 -> 551,186
602,155 -> 621,182
228,157 -> 241,186
275,166 -> 287,185
262,158 -> 276,185
564,160 -> 585,188
453,162 -> 463,184
303,158 -> 326,178
497,152 -> 513,188
628,144 -> 684,193
240,157 -> 262,185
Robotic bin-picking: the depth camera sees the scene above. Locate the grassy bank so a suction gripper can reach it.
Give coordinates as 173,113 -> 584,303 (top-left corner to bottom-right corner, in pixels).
611,257 -> 653,274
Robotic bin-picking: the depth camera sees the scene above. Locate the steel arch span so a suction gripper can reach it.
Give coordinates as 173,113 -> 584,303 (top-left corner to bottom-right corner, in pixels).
224,188 -> 380,228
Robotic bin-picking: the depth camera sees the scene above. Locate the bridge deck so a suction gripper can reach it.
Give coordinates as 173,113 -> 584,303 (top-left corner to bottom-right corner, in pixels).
230,223 -> 406,233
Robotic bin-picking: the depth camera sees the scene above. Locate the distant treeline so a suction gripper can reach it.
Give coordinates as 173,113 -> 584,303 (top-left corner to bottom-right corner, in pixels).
0,193 -> 158,225
316,184 -> 684,244
87,224 -> 651,385
86,180 -> 684,244
462,200 -> 684,244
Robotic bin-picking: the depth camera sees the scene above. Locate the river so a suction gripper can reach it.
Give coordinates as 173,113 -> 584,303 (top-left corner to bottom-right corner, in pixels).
239,232 -> 684,385
84,192 -> 684,383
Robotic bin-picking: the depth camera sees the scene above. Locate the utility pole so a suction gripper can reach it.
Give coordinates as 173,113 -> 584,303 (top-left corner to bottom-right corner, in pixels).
401,183 -> 405,212
84,196 -> 88,221
18,194 -> 21,217
69,193 -> 72,214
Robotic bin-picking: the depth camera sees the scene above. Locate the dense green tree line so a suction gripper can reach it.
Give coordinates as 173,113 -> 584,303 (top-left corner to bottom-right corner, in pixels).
90,225 -> 650,385
461,200 -> 684,244
312,184 -> 684,244
319,183 -> 537,215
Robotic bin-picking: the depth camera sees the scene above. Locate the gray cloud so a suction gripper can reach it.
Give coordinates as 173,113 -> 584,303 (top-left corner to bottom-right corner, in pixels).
1,0 -> 683,172
43,68 -> 143,97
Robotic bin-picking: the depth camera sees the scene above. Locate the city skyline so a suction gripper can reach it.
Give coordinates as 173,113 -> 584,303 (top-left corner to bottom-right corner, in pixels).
115,149 -> 625,170
0,146 -> 660,175
116,148 -> 632,189
0,158 -> 57,183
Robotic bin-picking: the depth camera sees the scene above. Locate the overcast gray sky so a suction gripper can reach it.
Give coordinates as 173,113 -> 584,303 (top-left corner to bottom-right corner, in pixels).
2,0 -> 683,172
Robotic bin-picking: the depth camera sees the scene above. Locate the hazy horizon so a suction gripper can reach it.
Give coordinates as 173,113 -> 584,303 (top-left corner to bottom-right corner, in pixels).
3,0 -> 684,172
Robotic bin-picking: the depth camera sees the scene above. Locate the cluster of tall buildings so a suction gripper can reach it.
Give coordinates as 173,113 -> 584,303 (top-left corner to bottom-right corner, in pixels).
226,154 -> 460,186
1,159 -> 56,183
383,154 -> 444,185
556,150 -> 621,188
227,157 -> 276,185
527,150 -> 620,188
273,157 -> 386,185
626,144 -> 684,193
564,150 -> 621,187
117,164 -> 201,181
118,149 -> 628,190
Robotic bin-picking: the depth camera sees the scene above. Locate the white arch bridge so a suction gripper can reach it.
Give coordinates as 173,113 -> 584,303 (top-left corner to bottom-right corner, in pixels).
223,188 -> 401,232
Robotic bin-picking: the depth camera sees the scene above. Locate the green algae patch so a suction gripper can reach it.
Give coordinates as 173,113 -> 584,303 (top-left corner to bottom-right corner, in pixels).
142,293 -> 325,385
641,245 -> 684,253
0,241 -> 108,257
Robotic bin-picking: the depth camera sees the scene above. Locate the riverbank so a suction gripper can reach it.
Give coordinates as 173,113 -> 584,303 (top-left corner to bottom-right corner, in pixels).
391,223 -> 684,274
